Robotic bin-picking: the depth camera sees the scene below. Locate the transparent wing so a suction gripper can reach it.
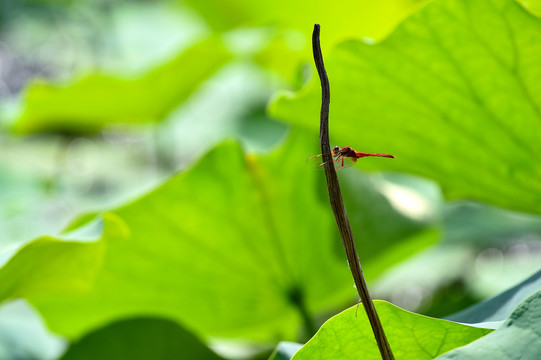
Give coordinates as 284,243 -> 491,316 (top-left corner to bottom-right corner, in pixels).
306,154 -> 325,170
306,154 -> 356,170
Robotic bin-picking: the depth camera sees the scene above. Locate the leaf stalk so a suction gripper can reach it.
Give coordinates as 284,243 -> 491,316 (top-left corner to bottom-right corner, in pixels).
312,24 -> 394,360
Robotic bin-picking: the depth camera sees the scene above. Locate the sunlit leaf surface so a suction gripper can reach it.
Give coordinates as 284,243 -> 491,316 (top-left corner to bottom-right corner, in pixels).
0,131 -> 435,340
291,301 -> 492,360
271,0 -> 541,214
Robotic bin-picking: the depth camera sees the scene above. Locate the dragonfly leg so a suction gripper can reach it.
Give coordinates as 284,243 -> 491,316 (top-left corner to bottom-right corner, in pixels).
355,299 -> 362,317
335,155 -> 344,170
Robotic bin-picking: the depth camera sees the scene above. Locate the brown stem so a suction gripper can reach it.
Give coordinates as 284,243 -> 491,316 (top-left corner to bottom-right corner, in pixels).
312,24 -> 394,360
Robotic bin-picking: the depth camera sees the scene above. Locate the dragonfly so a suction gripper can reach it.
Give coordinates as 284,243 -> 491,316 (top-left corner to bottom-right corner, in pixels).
307,146 -> 395,170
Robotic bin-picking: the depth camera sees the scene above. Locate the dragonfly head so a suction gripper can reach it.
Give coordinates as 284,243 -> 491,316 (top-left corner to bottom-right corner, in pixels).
332,146 -> 340,156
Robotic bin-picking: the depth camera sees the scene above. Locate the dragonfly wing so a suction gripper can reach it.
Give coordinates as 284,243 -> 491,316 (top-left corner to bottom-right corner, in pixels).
334,156 -> 356,170
306,154 -> 355,170
306,154 -> 326,169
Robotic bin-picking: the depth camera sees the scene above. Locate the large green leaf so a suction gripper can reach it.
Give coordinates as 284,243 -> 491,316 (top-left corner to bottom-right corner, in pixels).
270,0 -> 541,214
0,130 -> 435,341
291,301 -> 492,360
60,317 -> 226,360
12,37 -> 231,135
436,290 -> 541,359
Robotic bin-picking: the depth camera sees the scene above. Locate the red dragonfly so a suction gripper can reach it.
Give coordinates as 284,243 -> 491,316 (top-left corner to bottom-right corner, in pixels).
308,146 -> 395,170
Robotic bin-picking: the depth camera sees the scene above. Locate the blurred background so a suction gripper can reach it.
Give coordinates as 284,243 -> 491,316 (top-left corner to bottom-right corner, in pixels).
1,0 -> 541,359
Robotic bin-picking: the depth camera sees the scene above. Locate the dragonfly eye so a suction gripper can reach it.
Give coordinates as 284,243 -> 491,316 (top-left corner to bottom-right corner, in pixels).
332,146 -> 340,154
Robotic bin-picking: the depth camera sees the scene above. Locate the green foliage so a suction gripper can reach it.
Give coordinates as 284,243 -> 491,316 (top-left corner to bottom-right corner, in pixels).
291,301 -> 492,360
436,291 -> 541,359
0,235 -> 106,301
12,37 -> 232,135
289,286 -> 541,359
60,317 -> 225,360
2,0 -> 541,358
0,131 -> 434,341
270,0 -> 541,214
289,270 -> 541,359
